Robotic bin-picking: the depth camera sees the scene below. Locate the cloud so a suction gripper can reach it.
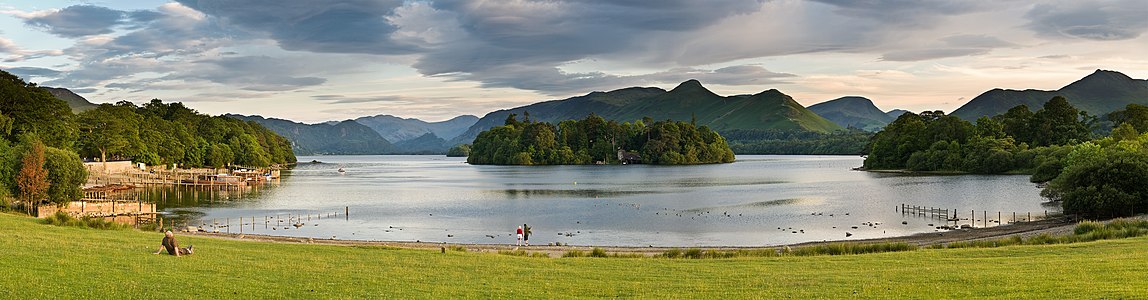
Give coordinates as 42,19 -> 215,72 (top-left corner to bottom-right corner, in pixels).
175,0 -> 418,54
0,37 -> 64,62
20,5 -> 160,38
4,66 -> 62,79
1025,0 -> 1148,40
809,0 -> 993,27
941,34 -> 1017,48
642,65 -> 797,86
881,48 -> 991,61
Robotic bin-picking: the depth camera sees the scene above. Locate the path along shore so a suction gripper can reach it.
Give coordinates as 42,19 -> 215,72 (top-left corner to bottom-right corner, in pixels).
179,217 -> 1109,257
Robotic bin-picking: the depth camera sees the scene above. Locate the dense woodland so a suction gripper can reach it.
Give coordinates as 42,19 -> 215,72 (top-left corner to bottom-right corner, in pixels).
467,113 -> 735,165
0,70 -> 295,211
864,95 -> 1148,218
725,129 -> 871,155
77,100 -> 295,168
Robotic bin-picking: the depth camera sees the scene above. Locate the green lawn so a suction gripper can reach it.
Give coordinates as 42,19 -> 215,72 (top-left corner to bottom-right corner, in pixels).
1,213 -> 1144,298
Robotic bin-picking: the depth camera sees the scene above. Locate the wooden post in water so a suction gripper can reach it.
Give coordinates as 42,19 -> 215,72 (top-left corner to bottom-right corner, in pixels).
971,210 -> 975,228
983,211 -> 987,228
998,212 -> 1001,226
345,206 -> 349,220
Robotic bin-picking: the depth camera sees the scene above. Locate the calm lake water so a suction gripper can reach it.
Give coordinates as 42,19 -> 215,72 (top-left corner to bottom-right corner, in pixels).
150,155 -> 1058,247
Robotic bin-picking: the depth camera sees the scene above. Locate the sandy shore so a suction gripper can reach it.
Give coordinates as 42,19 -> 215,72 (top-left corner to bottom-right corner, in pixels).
180,217 -> 1094,257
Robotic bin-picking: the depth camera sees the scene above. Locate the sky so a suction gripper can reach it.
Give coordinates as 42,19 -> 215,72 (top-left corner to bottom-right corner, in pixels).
1,0 -> 1146,123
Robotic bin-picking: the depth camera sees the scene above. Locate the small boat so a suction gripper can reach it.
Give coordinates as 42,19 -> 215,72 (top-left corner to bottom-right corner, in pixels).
337,167 -> 346,174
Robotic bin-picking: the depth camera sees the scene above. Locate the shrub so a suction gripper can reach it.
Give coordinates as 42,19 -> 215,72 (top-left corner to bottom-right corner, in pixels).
683,248 -> 703,259
590,248 -> 608,258
43,211 -> 127,230
562,250 -> 586,258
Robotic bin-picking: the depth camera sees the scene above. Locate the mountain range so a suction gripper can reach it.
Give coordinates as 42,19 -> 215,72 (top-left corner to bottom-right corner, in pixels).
951,70 -> 1148,120
450,79 -> 842,145
42,69 -> 1148,155
807,96 -> 896,131
353,114 -> 478,143
226,114 -> 395,155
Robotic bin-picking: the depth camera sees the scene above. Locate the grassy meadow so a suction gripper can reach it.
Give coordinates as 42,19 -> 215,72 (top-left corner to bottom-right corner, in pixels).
1,212 -> 1145,298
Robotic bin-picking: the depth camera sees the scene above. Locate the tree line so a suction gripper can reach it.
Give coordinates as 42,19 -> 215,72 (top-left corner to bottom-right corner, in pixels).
467,113 -> 735,165
725,129 -> 871,155
863,94 -> 1148,218
0,70 -> 295,212
77,100 -> 295,169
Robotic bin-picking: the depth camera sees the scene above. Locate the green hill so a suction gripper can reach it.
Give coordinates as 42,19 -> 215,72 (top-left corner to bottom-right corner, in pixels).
453,80 -> 841,145
885,109 -> 911,119
42,87 -> 97,113
227,115 -> 393,155
807,96 -> 893,131
951,70 -> 1148,120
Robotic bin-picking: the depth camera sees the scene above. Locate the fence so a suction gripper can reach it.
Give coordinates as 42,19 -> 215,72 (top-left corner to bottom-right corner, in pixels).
898,203 -> 1055,228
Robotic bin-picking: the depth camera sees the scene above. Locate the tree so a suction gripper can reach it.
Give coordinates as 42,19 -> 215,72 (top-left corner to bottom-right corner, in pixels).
15,141 -> 48,215
0,70 -> 78,148
1108,104 -> 1148,133
995,105 -> 1033,144
77,103 -> 142,172
446,144 -> 471,157
0,110 -> 12,137
43,146 -> 87,206
1029,96 -> 1090,147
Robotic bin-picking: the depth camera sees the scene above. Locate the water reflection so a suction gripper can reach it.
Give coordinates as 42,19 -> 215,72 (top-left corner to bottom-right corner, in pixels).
148,155 -> 1059,247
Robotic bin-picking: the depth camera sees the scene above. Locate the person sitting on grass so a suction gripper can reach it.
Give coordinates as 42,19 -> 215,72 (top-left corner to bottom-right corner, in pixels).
154,230 -> 193,256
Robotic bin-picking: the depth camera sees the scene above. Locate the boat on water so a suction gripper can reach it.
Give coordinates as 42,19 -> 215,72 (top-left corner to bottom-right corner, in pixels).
337,167 -> 346,174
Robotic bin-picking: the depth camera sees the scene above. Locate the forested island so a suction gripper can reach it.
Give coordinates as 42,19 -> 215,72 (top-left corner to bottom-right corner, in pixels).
0,70 -> 295,211
863,95 -> 1148,218
467,113 -> 735,165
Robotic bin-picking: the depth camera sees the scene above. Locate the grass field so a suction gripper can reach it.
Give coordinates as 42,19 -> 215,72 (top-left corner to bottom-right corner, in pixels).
1,213 -> 1145,298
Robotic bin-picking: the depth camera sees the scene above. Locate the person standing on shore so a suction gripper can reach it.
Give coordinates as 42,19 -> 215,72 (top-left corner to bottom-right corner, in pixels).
516,225 -> 523,246
522,223 -> 531,246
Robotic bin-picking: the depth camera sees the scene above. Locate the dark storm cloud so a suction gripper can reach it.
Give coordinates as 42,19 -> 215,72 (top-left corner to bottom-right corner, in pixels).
163,56 -> 329,91
175,0 -> 418,54
22,5 -> 159,37
1025,0 -> 1148,41
417,0 -> 763,75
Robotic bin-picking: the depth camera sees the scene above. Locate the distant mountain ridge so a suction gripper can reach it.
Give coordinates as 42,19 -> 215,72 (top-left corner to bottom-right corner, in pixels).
353,114 -> 477,143
807,96 -> 893,131
452,80 -> 842,145
43,87 -> 97,113
951,70 -> 1148,120
227,114 -> 394,155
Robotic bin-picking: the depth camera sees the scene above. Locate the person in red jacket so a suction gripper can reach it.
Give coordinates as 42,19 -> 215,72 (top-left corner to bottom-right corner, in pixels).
516,225 -> 523,246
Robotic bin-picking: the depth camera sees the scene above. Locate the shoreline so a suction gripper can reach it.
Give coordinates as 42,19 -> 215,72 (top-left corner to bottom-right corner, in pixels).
180,217 -> 1075,257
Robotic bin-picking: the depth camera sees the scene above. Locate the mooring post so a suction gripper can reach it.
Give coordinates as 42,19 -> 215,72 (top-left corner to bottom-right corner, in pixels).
346,206 -> 349,221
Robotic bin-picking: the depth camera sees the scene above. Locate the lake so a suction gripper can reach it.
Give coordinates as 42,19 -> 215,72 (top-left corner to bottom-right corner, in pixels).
149,155 -> 1058,247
